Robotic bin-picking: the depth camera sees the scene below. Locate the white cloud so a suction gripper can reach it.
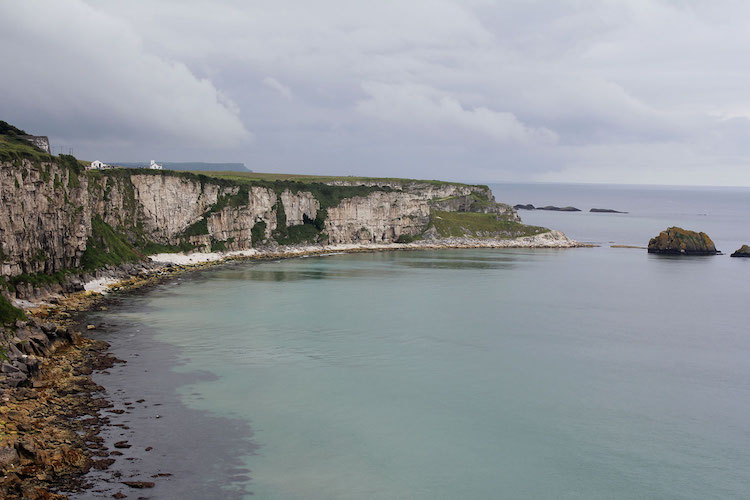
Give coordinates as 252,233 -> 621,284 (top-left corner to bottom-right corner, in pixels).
0,0 -> 250,150
357,82 -> 558,145
263,77 -> 293,100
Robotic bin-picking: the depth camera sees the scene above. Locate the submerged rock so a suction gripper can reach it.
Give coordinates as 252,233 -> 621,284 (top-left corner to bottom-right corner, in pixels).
647,227 -> 718,255
730,244 -> 750,257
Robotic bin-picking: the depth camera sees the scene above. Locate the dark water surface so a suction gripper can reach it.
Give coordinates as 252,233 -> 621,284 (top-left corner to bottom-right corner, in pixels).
78,183 -> 749,499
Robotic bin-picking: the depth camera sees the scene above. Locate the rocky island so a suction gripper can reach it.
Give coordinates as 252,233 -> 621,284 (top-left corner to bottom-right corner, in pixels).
647,227 -> 719,255
590,208 -> 628,214
0,121 -> 581,498
730,245 -> 750,257
513,204 -> 581,211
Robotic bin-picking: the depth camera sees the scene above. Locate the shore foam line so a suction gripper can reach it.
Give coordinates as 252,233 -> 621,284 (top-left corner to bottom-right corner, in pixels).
72,231 -> 582,299
147,230 -> 582,266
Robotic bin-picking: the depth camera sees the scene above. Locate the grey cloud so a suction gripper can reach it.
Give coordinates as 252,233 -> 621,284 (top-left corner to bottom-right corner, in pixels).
3,0 -> 750,185
0,0 -> 250,155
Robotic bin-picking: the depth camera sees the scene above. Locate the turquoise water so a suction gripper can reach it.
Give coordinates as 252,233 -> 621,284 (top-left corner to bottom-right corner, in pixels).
86,184 -> 750,499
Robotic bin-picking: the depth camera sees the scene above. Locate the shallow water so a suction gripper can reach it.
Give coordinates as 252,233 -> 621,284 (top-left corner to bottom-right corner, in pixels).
80,184 -> 750,499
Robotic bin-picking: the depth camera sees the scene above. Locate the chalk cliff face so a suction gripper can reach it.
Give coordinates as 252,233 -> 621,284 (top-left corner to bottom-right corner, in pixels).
0,159 -> 91,276
0,159 -> 522,279
130,174 -> 227,240
325,191 -> 430,244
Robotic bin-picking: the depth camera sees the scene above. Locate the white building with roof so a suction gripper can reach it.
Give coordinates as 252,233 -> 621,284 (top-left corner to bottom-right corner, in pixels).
88,160 -> 111,170
149,160 -> 163,170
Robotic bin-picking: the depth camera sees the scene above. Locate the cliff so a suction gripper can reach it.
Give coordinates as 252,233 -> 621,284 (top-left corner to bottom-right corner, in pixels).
0,128 -> 562,301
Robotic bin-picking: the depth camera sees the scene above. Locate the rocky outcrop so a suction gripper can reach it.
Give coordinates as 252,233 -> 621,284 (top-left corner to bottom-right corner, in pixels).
730,245 -> 750,257
280,189 -> 319,226
647,227 -> 719,255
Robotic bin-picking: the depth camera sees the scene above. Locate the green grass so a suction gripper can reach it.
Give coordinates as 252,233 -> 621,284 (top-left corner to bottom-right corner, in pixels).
0,294 -> 26,325
81,217 -> 143,270
0,135 -> 53,163
188,170 -> 483,189
251,221 -> 267,246
428,211 -> 548,239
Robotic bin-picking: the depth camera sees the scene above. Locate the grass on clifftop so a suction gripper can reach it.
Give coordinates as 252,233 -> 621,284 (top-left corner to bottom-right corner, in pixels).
428,211 -> 548,239
189,170 -> 484,189
0,135 -> 52,164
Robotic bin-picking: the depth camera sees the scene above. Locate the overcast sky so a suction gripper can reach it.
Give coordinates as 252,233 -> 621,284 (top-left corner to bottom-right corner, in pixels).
2,0 -> 749,185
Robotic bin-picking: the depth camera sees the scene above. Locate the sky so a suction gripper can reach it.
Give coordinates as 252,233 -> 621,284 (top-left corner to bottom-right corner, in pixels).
1,0 -> 749,186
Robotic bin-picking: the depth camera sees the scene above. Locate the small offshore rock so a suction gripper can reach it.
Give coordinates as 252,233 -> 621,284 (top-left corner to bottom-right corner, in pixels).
122,481 -> 155,488
537,205 -> 581,212
513,204 -> 535,210
590,208 -> 628,214
730,244 -> 750,257
647,227 -> 718,255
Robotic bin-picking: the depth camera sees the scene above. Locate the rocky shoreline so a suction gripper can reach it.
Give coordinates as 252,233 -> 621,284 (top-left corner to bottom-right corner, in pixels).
1,233 -> 583,498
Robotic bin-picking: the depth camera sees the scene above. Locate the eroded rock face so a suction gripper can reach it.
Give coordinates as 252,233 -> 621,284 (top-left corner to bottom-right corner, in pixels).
730,244 -> 750,257
647,227 -> 718,255
280,190 -> 319,226
325,191 -> 430,244
131,175 -> 227,241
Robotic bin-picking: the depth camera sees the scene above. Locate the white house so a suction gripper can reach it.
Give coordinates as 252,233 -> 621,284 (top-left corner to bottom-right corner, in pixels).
88,160 -> 110,170
149,160 -> 163,170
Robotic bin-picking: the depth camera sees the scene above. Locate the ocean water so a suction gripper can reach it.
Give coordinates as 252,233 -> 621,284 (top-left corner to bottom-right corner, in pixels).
81,183 -> 750,499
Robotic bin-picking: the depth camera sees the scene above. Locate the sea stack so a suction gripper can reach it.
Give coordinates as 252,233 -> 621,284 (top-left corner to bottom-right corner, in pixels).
647,227 -> 718,255
730,245 -> 750,257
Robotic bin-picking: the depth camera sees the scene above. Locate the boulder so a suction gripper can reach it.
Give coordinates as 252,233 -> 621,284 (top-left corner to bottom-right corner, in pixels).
647,227 -> 718,255
730,244 -> 750,257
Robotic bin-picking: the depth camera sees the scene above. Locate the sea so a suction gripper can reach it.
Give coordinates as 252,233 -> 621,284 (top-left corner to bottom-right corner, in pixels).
77,183 -> 750,499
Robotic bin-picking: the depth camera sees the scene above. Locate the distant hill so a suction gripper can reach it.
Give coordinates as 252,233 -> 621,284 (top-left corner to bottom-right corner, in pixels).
111,161 -> 251,172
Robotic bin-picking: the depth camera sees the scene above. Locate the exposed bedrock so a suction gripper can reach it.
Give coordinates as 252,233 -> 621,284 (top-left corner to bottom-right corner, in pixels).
647,227 -> 719,255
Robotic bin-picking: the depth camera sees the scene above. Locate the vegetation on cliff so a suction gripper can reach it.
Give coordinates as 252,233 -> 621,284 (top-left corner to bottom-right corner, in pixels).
81,217 -> 142,270
647,227 -> 718,255
427,211 -> 548,239
0,294 -> 26,326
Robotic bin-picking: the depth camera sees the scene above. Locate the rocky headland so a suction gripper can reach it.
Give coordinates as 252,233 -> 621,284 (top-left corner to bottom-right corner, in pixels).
647,227 -> 719,255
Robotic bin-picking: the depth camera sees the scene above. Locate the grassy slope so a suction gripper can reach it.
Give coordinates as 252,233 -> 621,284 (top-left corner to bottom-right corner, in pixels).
0,294 -> 26,325
428,211 -> 548,239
